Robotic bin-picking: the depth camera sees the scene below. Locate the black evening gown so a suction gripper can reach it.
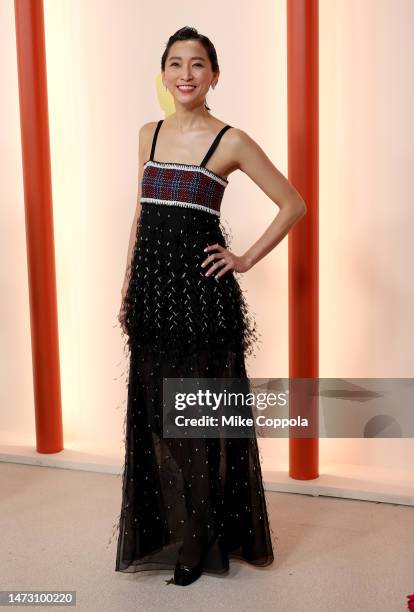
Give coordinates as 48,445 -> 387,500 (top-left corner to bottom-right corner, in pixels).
112,119 -> 275,575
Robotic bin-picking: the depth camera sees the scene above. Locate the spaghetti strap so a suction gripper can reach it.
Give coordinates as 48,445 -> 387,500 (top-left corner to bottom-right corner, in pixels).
149,119 -> 164,161
200,125 -> 232,168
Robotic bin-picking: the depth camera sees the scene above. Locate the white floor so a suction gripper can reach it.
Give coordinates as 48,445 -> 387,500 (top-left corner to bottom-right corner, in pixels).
1,461 -> 413,612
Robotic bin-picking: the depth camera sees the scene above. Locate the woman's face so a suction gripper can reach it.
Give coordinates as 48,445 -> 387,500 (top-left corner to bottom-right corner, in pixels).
163,40 -> 218,107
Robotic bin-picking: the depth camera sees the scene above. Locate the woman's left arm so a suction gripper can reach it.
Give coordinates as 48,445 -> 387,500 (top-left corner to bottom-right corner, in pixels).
202,129 -> 307,279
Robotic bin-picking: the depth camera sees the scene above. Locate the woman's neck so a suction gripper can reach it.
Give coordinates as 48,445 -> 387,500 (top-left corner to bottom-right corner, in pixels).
169,105 -> 212,132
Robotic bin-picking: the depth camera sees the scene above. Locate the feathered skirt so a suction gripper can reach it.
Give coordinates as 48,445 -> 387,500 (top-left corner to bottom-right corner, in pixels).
112,202 -> 275,573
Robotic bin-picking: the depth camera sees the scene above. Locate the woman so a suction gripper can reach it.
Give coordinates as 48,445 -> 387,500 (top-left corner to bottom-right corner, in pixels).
114,26 -> 307,586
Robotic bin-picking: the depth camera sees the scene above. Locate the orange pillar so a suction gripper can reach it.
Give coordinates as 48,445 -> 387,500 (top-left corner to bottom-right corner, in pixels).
14,0 -> 63,453
287,0 -> 319,479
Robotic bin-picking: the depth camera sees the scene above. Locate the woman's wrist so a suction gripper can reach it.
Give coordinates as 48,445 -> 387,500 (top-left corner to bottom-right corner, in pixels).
241,252 -> 254,271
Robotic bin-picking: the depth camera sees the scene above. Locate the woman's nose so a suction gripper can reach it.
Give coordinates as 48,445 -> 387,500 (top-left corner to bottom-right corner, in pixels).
181,67 -> 193,79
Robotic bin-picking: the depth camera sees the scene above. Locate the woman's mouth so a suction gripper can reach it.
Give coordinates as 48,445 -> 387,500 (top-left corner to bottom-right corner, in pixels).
176,85 -> 197,93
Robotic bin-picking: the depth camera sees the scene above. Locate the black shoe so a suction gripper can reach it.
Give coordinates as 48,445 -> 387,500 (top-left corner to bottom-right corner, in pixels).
172,534 -> 219,586
173,560 -> 203,586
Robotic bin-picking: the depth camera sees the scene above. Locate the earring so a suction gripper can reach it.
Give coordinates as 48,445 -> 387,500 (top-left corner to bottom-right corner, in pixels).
163,82 -> 167,91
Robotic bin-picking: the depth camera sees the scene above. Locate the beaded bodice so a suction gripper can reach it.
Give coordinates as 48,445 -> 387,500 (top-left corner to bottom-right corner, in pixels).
140,120 -> 232,217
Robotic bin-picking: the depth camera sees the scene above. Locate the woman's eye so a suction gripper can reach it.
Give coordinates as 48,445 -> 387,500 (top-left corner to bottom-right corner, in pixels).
170,62 -> 203,67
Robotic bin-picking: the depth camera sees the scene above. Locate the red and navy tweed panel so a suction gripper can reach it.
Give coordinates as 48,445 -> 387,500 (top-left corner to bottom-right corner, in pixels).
140,161 -> 228,216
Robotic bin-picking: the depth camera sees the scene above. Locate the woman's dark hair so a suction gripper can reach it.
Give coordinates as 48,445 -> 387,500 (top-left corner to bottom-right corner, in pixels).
161,26 -> 219,111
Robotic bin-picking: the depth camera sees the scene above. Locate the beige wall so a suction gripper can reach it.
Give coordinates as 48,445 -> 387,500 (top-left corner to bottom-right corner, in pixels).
1,0 -> 413,474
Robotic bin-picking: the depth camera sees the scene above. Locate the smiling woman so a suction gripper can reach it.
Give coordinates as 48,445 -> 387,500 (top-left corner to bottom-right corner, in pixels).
162,31 -> 220,112
113,25 -> 306,588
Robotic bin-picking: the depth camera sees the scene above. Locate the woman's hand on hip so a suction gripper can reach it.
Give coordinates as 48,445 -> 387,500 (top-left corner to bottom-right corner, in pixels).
201,243 -> 251,279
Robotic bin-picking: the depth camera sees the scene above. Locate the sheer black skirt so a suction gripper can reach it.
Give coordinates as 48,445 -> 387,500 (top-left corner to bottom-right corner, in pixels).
112,203 -> 275,573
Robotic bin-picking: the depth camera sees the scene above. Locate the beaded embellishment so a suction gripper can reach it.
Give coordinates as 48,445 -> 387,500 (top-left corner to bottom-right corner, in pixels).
145,160 -> 228,187
140,197 -> 221,216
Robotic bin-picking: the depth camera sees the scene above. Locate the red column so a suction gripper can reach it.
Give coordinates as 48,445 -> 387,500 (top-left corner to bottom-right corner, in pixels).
14,0 -> 63,453
287,0 -> 319,479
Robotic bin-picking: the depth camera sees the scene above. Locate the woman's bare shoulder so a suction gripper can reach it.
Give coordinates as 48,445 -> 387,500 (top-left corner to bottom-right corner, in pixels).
139,121 -> 159,139
136,122 -> 159,162
222,126 -> 254,160
226,125 -> 251,144
137,122 -> 160,154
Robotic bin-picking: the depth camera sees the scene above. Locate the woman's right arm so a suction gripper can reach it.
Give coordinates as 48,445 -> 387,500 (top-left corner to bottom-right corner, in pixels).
120,123 -> 153,300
